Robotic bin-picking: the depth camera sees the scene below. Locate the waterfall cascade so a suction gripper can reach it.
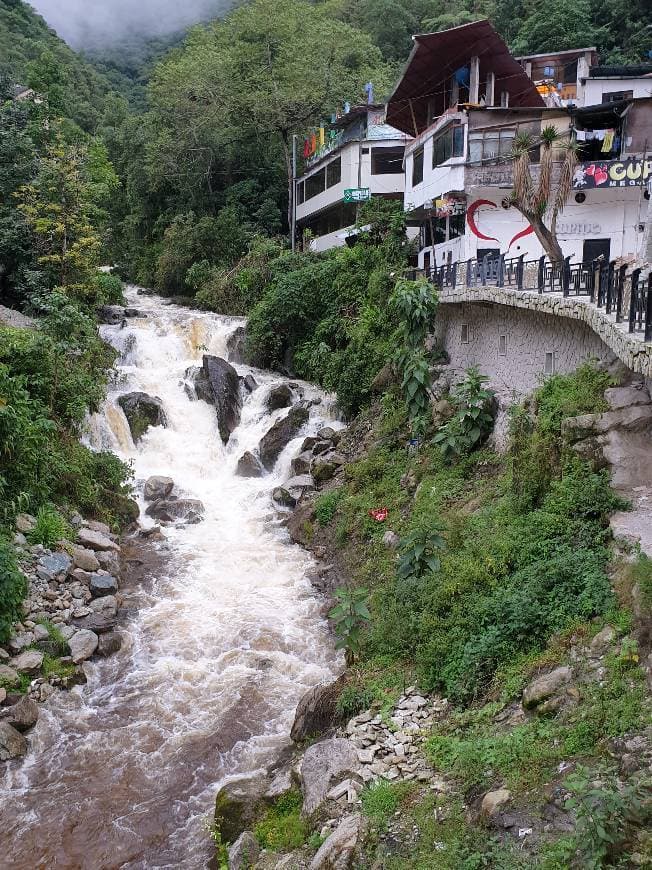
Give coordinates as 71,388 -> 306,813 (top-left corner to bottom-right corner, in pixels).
0,288 -> 339,869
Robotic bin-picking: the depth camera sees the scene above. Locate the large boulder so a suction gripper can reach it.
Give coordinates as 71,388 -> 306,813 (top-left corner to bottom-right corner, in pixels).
144,476 -> 174,502
522,666 -> 572,710
77,527 -> 120,552
228,831 -> 259,870
480,789 -> 512,818
118,392 -> 168,443
236,452 -> 265,478
69,629 -> 99,663
291,676 -> 347,742
97,631 -> 122,657
145,498 -> 204,525
309,814 -> 362,870
0,721 -> 28,760
36,552 -> 72,582
72,613 -> 117,635
89,573 -> 119,598
1,696 -> 39,732
201,355 -> 242,444
301,738 -> 360,817
214,776 -> 267,844
70,546 -> 100,573
226,326 -> 247,364
267,384 -> 294,412
259,406 -> 310,471
10,650 -> 43,675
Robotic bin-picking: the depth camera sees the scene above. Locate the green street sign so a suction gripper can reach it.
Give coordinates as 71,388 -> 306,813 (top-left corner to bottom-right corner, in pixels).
343,187 -> 371,203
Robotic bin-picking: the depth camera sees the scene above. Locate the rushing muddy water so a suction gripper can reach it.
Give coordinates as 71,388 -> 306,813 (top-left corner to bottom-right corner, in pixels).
0,289 -> 340,869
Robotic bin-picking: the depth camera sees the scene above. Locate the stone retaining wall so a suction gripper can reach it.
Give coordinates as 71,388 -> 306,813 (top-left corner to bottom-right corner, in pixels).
435,286 -> 652,400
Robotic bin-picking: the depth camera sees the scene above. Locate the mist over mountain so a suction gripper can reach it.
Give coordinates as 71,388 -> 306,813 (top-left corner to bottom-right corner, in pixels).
28,0 -> 231,48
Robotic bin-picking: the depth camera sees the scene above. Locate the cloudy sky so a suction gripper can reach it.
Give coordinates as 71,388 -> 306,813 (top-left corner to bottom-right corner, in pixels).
29,0 -> 228,47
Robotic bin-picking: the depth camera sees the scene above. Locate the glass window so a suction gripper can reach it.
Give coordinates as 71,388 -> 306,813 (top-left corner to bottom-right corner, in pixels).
371,147 -> 404,175
305,168 -> 326,200
467,128 -> 515,163
412,147 -> 424,186
432,124 -> 464,168
297,180 -> 305,205
326,157 -> 341,188
449,212 -> 466,239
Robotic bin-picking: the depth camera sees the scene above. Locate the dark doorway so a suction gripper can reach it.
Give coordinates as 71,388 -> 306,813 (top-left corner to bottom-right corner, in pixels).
582,238 -> 611,264
477,247 -> 500,261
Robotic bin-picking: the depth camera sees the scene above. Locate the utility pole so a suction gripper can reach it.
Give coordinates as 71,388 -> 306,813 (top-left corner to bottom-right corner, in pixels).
291,134 -> 297,253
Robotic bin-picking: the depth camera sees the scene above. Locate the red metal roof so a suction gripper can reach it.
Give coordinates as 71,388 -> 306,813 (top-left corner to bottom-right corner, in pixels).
386,20 -> 544,135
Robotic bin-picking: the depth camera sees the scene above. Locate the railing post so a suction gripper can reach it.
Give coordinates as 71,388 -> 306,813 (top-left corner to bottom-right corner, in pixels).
451,261 -> 457,288
562,256 -> 571,297
645,274 -> 652,343
616,265 -> 626,323
516,254 -> 524,290
466,258 -> 472,287
537,256 -> 545,293
481,255 -> 487,286
497,254 -> 505,287
629,269 -> 642,332
605,261 -> 615,314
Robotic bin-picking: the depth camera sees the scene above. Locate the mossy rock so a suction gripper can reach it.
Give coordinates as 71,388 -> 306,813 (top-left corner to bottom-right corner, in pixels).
214,776 -> 267,844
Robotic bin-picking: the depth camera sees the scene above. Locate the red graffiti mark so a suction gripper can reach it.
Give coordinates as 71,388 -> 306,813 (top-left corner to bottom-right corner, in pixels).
466,199 -> 498,242
508,224 -> 535,249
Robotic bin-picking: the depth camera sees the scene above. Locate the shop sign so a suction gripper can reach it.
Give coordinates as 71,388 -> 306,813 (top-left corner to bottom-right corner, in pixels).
573,158 -> 652,189
343,188 -> 371,203
557,222 -> 602,235
434,196 -> 466,217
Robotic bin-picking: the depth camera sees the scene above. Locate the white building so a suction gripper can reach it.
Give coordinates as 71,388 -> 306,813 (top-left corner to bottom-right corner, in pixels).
386,20 -> 652,272
295,105 -> 410,252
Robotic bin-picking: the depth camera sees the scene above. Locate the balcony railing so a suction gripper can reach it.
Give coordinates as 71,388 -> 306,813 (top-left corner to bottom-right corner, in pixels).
406,254 -> 652,342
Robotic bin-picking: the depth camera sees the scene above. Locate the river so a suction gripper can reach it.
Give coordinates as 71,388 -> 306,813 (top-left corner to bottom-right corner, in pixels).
0,288 -> 340,869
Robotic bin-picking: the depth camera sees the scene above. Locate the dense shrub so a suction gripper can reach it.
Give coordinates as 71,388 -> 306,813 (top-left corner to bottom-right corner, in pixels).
0,538 -> 27,644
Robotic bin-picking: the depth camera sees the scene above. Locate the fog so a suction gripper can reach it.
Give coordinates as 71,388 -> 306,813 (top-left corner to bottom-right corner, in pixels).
29,0 -> 231,48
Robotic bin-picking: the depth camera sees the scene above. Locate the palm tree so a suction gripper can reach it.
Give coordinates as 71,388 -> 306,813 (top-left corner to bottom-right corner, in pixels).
510,125 -> 580,266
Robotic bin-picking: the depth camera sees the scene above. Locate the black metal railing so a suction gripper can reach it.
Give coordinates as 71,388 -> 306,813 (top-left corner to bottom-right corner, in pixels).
407,254 -> 652,342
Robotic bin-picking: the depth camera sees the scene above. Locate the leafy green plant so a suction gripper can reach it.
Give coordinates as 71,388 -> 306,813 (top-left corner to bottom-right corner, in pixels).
27,504 -> 72,547
397,526 -> 446,582
315,488 -> 343,526
434,368 -> 495,462
391,278 -> 438,437
0,538 -> 27,644
361,780 -> 412,826
329,586 -> 371,666
254,789 -> 307,851
564,767 -> 652,869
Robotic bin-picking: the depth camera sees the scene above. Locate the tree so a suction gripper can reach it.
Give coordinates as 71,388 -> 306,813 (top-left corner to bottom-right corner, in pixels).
511,0 -> 602,54
510,126 -> 579,266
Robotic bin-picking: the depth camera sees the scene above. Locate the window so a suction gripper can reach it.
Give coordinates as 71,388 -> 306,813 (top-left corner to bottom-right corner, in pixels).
302,202 -> 357,237
305,168 -> 326,200
371,146 -> 404,175
421,218 -> 446,247
468,128 -> 515,164
412,147 -> 424,186
544,352 -> 555,375
297,181 -> 305,205
602,90 -> 633,103
432,124 -> 465,168
461,323 -> 470,344
449,212 -> 466,239
543,65 -> 555,78
326,157 -> 341,188
498,335 -> 507,357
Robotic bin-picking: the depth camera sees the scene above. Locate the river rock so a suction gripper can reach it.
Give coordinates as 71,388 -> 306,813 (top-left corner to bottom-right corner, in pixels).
89,573 -> 119,598
267,384 -> 294,412
2,696 -> 39,732
481,788 -> 512,818
97,631 -> 122,657
145,498 -> 205,525
312,460 -> 337,484
36,552 -> 72,582
202,355 -> 242,444
272,487 -> 296,508
226,326 -> 247,364
96,550 -> 121,576
285,475 -> 316,497
118,392 -> 168,443
8,632 -> 35,653
291,676 -> 347,742
91,595 -> 118,617
70,546 -> 100,573
236,452 -> 265,478
15,513 -> 36,534
243,375 -> 258,393
522,666 -> 572,710
10,650 -> 43,675
77,528 -> 120,553
214,776 -> 268,844
72,613 -> 117,635
98,305 -> 124,325
228,831 -> 260,870
317,426 -> 342,445
0,721 -> 28,760
144,476 -> 175,502
259,406 -> 310,470
0,665 -> 19,685
291,452 -> 313,476
301,738 -> 360,816
309,814 -> 362,870
69,629 -> 99,663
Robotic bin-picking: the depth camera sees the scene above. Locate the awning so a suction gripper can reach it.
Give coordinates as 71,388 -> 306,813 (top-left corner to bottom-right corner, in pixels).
386,20 -> 544,136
